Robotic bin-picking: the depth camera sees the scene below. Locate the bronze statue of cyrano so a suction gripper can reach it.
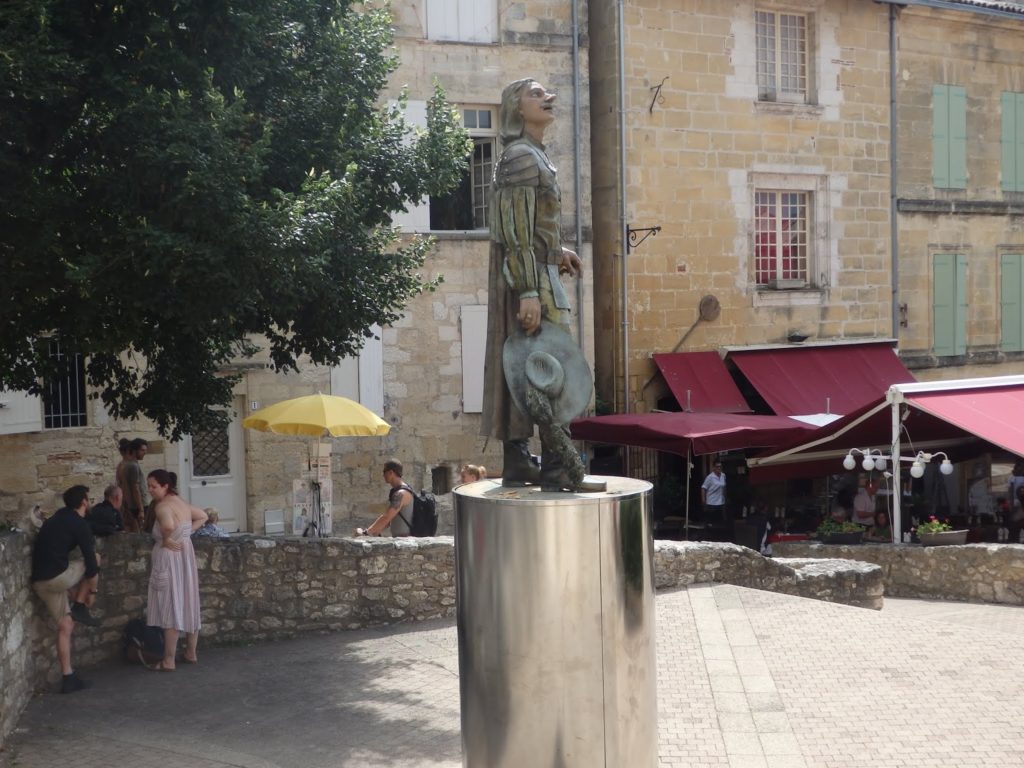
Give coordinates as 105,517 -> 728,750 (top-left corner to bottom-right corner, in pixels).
481,78 -> 600,492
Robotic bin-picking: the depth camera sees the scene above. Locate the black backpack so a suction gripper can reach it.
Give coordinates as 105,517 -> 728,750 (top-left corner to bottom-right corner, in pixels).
122,619 -> 165,666
396,484 -> 438,537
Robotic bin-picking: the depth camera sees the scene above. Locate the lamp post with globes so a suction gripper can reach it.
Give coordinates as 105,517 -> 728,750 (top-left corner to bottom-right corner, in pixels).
841,449 -> 955,543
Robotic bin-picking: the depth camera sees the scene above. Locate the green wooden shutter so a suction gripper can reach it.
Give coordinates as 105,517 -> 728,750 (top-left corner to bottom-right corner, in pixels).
1017,94 -> 1024,192
1002,254 -> 1024,352
934,253 -> 966,356
954,253 -> 967,354
948,87 -> 967,189
1002,92 -> 1018,193
933,85 -> 950,188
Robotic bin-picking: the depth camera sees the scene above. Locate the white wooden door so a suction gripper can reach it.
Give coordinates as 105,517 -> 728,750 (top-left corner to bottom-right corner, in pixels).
182,403 -> 246,533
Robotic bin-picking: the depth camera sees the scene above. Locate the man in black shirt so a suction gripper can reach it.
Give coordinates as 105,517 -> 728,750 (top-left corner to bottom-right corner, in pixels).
87,484 -> 124,537
31,485 -> 102,693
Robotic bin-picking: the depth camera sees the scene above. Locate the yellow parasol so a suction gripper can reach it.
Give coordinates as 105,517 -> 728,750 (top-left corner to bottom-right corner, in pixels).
243,393 -> 390,538
242,393 -> 390,437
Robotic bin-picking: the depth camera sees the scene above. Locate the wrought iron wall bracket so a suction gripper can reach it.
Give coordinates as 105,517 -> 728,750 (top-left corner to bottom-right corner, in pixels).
649,76 -> 669,113
627,225 -> 661,253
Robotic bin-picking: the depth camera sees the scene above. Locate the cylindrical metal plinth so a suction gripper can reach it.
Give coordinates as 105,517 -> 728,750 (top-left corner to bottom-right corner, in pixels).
453,476 -> 656,768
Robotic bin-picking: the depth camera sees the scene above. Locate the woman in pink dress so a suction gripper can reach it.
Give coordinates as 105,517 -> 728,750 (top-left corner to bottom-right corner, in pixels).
146,469 -> 207,670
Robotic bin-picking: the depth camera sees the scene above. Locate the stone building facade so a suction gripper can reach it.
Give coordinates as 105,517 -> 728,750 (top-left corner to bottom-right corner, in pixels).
588,0 -> 1024,414
0,0 -> 592,535
590,0 -> 895,413
888,2 -> 1024,381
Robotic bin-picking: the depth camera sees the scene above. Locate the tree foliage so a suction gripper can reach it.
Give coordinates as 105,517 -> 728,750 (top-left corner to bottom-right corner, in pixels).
0,0 -> 470,438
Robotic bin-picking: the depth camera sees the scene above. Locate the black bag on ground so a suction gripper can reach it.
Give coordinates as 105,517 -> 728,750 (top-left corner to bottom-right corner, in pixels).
397,484 -> 438,537
122,619 -> 164,666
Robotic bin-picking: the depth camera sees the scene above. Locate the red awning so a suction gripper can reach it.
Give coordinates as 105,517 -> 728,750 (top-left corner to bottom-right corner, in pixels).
727,342 -> 915,416
905,386 -> 1024,457
651,351 -> 750,413
571,411 -> 814,457
746,381 -> 1024,483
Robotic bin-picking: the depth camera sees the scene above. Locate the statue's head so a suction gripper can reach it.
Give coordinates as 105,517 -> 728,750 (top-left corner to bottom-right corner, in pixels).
499,77 -> 538,144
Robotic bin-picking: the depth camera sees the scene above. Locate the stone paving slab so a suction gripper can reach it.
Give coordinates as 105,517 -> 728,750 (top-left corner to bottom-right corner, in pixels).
4,587 -> 1024,768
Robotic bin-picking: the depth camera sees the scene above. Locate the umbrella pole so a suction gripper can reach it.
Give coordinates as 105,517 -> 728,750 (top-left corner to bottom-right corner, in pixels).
685,447 -> 691,541
311,480 -> 322,538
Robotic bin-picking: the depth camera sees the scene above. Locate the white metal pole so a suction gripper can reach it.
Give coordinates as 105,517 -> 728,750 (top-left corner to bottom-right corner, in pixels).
891,394 -> 902,543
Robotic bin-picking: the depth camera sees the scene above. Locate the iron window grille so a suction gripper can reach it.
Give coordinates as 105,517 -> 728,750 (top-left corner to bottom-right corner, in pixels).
43,340 -> 87,429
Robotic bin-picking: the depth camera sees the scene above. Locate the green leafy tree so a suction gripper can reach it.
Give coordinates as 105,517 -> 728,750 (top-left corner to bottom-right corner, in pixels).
0,1 -> 470,438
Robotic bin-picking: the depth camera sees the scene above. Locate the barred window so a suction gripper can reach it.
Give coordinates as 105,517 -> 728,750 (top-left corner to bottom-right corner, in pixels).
43,340 -> 87,429
754,190 -> 810,286
756,10 -> 808,103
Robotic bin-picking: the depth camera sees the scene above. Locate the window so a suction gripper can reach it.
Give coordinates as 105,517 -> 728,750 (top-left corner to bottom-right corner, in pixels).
933,85 -> 967,189
933,253 -> 967,356
426,0 -> 497,43
430,107 -> 496,231
755,10 -> 808,103
1001,254 -> 1024,352
431,466 -> 451,495
42,340 -> 87,428
1001,92 -> 1024,193
754,190 -> 809,287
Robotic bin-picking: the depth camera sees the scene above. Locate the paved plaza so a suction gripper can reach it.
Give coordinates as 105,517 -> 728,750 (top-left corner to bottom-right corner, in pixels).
5,586 -> 1024,768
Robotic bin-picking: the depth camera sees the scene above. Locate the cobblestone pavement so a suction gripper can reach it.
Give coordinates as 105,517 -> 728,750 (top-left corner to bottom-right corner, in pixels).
5,587 -> 1024,768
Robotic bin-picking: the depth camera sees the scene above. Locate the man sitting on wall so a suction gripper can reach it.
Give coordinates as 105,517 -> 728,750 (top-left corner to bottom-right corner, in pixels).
31,485 -> 102,694
87,484 -> 124,537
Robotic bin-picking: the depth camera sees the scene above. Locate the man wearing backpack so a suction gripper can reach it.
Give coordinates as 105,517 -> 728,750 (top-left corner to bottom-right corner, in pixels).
354,459 -> 413,538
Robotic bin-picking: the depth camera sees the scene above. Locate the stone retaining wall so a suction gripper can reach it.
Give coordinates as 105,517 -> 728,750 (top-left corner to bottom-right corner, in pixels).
772,542 -> 1024,604
655,541 -> 883,610
0,533 -> 34,749
0,532 -> 882,749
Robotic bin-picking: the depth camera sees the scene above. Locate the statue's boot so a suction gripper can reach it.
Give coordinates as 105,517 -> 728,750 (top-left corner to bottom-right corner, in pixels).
540,427 -> 607,493
540,447 -> 573,492
502,439 -> 541,486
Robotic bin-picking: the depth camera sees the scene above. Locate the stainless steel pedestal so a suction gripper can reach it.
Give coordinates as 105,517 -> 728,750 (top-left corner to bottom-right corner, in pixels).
453,476 -> 656,767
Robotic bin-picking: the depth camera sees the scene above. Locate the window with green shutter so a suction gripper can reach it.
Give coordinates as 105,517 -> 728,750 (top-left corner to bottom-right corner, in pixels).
1001,254 -> 1024,352
933,85 -> 967,189
933,253 -> 967,356
1002,92 -> 1024,193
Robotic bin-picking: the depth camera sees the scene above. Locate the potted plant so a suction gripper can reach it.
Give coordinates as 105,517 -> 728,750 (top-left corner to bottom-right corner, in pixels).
915,516 -> 968,546
816,519 -> 864,545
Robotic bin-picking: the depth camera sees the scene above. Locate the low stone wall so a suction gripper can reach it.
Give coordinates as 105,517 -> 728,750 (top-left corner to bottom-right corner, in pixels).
655,541 -> 884,610
772,542 -> 1024,604
1,533 -> 882,749
0,533 -> 35,748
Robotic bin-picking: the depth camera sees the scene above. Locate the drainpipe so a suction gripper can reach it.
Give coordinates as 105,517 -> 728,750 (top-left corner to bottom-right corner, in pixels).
888,3 -> 900,340
618,0 -> 630,413
571,0 -> 584,345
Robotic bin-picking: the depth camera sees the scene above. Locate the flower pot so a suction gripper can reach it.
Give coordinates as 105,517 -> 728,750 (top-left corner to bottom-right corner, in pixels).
917,529 -> 968,546
821,531 -> 863,545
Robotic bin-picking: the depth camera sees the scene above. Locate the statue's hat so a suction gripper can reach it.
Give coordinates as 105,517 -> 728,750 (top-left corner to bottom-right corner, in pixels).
503,321 -> 592,425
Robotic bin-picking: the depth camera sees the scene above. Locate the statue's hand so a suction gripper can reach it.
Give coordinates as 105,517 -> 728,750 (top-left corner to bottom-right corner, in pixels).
518,296 -> 542,335
559,247 -> 582,277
